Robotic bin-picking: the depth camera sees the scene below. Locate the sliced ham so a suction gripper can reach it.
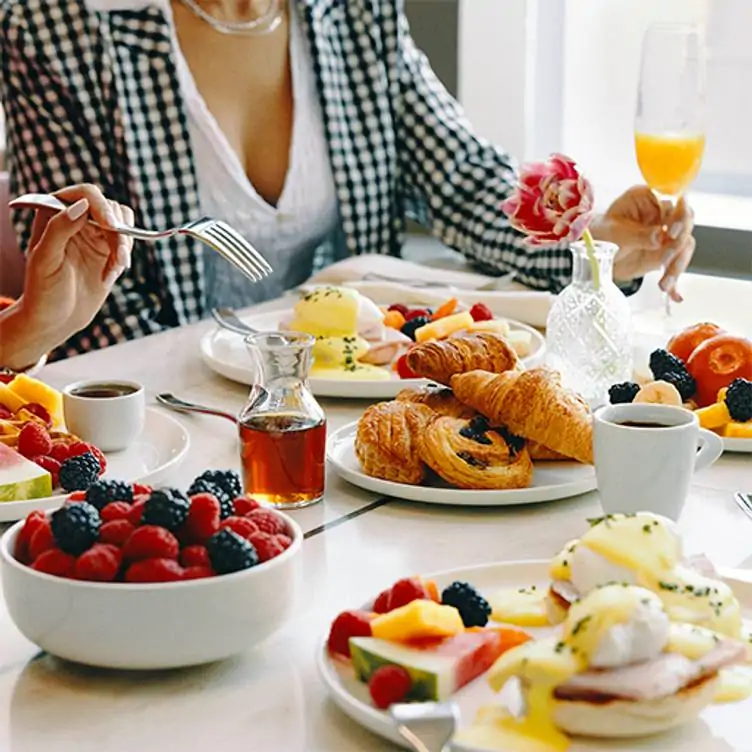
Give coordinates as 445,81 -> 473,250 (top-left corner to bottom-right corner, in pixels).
359,341 -> 404,366
550,579 -> 580,606
554,639 -> 745,702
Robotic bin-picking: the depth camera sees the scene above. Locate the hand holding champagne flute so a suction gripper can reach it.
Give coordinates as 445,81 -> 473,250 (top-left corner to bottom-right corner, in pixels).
635,23 -> 706,317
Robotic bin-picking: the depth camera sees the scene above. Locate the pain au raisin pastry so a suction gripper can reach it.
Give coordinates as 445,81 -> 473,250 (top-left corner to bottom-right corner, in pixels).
416,415 -> 533,490
450,367 -> 594,464
396,384 -> 478,420
405,332 -> 519,386
355,402 -> 433,485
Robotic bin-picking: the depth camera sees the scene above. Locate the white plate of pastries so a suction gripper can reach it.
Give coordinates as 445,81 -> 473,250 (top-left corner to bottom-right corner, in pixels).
200,286 -> 546,399
327,332 -> 597,506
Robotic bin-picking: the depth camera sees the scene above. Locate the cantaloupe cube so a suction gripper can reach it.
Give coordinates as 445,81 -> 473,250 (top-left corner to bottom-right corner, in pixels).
722,421 -> 752,439
415,311 -> 474,343
9,375 -> 64,427
371,599 -> 464,642
695,402 -> 731,430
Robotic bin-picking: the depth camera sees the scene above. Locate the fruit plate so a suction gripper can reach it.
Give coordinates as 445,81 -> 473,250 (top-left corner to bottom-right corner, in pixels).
318,559 -> 752,751
723,436 -> 752,454
0,408 -> 190,523
327,422 -> 597,506
199,309 -> 546,399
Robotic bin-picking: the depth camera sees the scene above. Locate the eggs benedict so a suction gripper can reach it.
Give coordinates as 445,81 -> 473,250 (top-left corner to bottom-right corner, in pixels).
457,584 -> 748,751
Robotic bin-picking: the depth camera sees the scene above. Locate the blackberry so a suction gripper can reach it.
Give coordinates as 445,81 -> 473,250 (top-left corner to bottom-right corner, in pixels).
85,479 -> 134,510
51,502 -> 101,556
59,452 -> 101,492
609,381 -> 640,405
188,477 -> 233,519
206,529 -> 259,574
196,470 -> 242,501
649,349 -> 688,381
661,371 -> 697,402
725,378 -> 752,422
441,581 -> 491,628
141,488 -> 190,532
400,315 -> 432,341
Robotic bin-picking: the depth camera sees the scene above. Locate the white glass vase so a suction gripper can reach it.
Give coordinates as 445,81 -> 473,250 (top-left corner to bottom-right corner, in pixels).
545,241 -> 633,406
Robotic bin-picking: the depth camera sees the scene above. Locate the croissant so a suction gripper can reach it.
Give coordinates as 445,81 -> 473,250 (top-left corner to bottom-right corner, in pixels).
405,332 -> 519,386
416,414 -> 533,490
527,441 -> 568,462
396,384 -> 478,420
355,401 -> 433,485
450,368 -> 593,464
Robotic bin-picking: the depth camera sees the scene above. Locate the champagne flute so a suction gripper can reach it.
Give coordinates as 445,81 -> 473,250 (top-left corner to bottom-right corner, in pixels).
635,23 -> 706,322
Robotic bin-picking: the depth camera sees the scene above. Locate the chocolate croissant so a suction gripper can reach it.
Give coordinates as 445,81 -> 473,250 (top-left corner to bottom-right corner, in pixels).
450,368 -> 593,464
405,332 -> 519,386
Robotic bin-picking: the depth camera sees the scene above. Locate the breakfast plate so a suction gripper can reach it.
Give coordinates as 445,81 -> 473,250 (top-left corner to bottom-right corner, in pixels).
327,422 -> 596,506
200,309 -> 546,399
0,408 -> 190,523
723,437 -> 752,454
318,559 -> 752,751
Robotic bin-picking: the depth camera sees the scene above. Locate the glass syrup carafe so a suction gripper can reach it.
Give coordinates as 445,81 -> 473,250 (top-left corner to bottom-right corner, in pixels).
239,332 -> 326,508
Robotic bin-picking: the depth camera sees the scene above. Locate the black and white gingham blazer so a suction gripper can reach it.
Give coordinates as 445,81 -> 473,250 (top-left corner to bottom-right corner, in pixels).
0,0 -> 575,357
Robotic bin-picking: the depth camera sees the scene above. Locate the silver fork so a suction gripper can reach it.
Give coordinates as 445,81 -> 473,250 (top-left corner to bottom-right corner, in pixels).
389,702 -> 459,752
10,193 -> 273,284
734,492 -> 752,522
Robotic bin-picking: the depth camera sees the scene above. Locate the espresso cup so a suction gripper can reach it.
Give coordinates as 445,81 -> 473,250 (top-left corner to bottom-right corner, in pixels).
593,403 -> 724,521
63,381 -> 146,452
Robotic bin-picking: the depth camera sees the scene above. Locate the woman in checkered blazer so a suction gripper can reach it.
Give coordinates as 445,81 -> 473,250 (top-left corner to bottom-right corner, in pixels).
0,0 -> 695,358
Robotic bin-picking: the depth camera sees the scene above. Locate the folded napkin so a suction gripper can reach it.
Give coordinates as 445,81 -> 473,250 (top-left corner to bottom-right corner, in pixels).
305,256 -> 552,328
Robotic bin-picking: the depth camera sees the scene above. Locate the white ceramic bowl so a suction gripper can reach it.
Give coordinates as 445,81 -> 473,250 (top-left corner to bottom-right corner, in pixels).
0,510 -> 303,670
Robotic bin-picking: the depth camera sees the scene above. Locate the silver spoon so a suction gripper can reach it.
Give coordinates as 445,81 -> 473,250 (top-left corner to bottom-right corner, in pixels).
156,393 -> 238,423
734,492 -> 752,522
389,702 -> 459,752
211,307 -> 257,336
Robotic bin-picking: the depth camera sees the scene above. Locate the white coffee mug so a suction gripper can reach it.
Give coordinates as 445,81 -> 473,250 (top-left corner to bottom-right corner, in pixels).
63,381 -> 146,452
593,403 -> 724,521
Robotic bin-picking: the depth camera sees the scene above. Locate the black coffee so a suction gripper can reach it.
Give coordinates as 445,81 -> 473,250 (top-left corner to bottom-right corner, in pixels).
70,383 -> 139,399
617,421 -> 671,429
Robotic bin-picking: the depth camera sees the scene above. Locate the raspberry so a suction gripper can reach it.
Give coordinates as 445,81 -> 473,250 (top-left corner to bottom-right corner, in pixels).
86,444 -> 107,476
327,611 -> 373,657
220,516 -> 259,540
86,480 -> 133,510
206,529 -> 259,574
17,422 -> 52,459
23,403 -> 52,427
179,493 -> 221,544
141,488 -> 190,532
58,453 -> 101,492
49,442 -> 75,463
368,665 -> 412,709
373,577 -> 428,614
133,483 -> 152,496
247,509 -> 286,536
68,490 -> 87,501
469,303 -> 494,322
246,532 -> 284,563
32,549 -> 77,578
182,566 -> 214,580
50,502 -> 101,555
125,558 -> 184,583
179,545 -> 211,569
188,478 -> 233,519
100,502 -> 133,522
127,497 -> 147,526
274,534 -> 293,550
100,519 -> 135,548
29,522 -> 55,562
233,496 -> 261,516
31,456 -> 61,488
405,308 -> 431,321
75,543 -> 122,582
373,591 -> 390,613
123,525 -> 179,563
15,511 -> 47,563
0,404 -> 13,420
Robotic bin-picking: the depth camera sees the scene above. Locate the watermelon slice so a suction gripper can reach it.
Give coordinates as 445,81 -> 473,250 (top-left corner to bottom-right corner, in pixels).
0,444 -> 52,502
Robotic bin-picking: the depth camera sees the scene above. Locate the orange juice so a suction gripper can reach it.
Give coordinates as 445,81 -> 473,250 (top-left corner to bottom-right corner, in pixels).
634,132 -> 705,196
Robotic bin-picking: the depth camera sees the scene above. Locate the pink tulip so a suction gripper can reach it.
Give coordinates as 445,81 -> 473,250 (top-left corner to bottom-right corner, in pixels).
501,154 -> 595,246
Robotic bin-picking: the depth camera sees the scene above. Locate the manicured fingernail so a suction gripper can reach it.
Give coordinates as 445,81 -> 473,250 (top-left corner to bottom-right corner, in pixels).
67,198 -> 89,221
662,275 -> 676,292
104,265 -> 125,288
669,222 -> 682,239
106,209 -> 119,227
651,229 -> 662,246
116,243 -> 131,269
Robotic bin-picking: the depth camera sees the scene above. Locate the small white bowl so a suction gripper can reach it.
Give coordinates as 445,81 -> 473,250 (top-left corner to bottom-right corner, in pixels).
0,510 -> 303,670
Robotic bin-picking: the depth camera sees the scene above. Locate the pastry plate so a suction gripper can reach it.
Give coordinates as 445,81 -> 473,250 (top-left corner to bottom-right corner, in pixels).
318,559 -> 752,751
723,436 -> 752,454
327,422 -> 596,506
0,408 -> 190,523
200,309 -> 546,399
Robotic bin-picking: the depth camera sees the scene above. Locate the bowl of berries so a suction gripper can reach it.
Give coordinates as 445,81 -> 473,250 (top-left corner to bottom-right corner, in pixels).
0,469 -> 302,670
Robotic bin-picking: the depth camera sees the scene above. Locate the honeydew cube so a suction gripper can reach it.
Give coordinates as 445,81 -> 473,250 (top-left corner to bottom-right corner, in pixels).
467,319 -> 511,337
505,330 -> 533,358
0,444 -> 52,501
